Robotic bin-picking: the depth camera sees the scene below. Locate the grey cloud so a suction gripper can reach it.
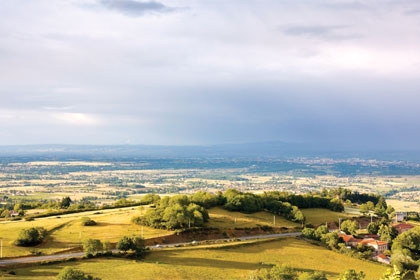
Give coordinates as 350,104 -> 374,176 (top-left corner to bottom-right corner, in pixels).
323,1 -> 369,11
405,9 -> 420,15
99,0 -> 169,16
281,25 -> 361,40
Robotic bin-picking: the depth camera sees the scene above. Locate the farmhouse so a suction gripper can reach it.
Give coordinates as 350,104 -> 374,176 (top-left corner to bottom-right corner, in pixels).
359,239 -> 388,255
393,223 -> 414,234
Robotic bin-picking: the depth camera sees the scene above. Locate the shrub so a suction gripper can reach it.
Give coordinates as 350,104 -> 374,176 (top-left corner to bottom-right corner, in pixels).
81,217 -> 97,226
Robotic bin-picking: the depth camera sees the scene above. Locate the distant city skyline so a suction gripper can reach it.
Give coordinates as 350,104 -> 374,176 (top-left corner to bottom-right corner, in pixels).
1,1 -> 420,150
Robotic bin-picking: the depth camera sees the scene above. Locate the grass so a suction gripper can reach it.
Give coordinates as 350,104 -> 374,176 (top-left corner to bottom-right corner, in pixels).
0,207 -> 169,258
302,208 -> 356,226
207,207 -> 299,229
5,238 -> 387,280
1,206 -> 302,258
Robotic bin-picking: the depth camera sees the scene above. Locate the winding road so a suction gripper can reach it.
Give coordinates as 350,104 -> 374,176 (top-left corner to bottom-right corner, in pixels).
0,232 -> 301,267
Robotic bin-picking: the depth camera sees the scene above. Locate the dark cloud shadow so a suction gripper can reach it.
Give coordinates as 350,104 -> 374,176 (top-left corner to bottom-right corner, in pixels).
99,0 -> 173,16
280,25 -> 361,40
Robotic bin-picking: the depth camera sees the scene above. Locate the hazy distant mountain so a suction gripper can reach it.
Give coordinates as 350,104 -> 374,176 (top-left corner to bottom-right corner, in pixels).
0,142 -> 420,162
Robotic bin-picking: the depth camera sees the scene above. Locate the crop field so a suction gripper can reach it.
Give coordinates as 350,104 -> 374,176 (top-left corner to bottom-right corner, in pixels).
2,160 -> 420,205
3,238 -> 387,280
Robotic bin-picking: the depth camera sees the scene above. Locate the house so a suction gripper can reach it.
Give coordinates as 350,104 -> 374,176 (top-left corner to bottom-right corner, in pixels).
393,223 -> 414,234
338,233 -> 362,247
395,212 -> 407,222
377,254 -> 391,265
9,210 -> 20,217
360,239 -> 388,255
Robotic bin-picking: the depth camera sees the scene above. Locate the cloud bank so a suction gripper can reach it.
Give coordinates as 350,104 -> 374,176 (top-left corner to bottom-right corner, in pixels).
0,0 -> 420,150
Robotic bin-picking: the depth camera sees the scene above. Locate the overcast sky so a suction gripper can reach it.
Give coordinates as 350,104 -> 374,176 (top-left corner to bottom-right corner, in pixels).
1,0 -> 420,149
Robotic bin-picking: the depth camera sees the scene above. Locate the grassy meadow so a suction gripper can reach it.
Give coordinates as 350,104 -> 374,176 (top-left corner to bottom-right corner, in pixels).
3,238 -> 387,280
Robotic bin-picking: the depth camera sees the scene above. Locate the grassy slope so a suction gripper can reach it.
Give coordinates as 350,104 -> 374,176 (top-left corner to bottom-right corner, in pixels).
7,238 -> 387,280
0,207 -> 356,258
0,207 -> 169,257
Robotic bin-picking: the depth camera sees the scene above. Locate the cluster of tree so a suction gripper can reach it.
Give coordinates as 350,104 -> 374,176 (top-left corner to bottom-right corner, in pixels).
391,227 -> 420,274
134,195 -> 209,230
301,225 -> 341,250
366,223 -> 398,244
56,267 -> 101,280
248,264 -> 327,280
329,188 -> 382,205
262,191 -> 344,212
116,235 -> 146,257
14,227 -> 47,246
82,238 -> 109,257
82,235 -> 145,258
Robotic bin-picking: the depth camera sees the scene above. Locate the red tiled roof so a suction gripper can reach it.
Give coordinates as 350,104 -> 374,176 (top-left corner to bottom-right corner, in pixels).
393,223 -> 414,229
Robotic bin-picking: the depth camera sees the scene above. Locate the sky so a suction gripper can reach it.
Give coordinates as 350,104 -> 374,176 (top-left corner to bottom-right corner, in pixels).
1,0 -> 420,150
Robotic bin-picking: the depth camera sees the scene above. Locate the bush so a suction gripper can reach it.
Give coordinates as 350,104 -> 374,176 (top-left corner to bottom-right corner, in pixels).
56,266 -> 100,280
80,217 -> 97,226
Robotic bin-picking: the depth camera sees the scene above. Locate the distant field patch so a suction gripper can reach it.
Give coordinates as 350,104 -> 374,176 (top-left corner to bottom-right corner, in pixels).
387,199 -> 420,212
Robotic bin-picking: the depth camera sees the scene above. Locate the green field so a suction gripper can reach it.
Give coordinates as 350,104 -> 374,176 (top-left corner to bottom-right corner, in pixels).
3,238 -> 387,280
302,208 -> 356,225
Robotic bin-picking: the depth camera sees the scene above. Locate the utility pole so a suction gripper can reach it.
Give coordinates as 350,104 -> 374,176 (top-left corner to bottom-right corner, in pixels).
273,215 -> 276,226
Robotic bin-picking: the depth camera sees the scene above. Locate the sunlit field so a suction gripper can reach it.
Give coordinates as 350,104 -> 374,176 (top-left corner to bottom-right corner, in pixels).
4,238 -> 387,280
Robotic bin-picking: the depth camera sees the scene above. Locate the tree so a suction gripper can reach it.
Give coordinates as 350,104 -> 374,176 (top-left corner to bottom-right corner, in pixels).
302,228 -> 316,240
56,267 -> 100,280
359,204 -> 369,216
299,271 -> 327,280
340,220 -> 358,235
321,232 -> 340,249
83,239 -> 103,256
60,197 -> 72,209
314,225 -> 329,241
380,266 -> 401,280
116,235 -> 145,257
15,227 -> 47,246
367,222 -> 379,234
337,269 -> 365,280
116,236 -> 132,253
269,264 -> 298,280
378,224 -> 398,243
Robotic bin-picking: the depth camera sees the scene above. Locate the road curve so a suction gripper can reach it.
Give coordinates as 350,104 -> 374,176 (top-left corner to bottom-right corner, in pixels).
0,232 -> 301,267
